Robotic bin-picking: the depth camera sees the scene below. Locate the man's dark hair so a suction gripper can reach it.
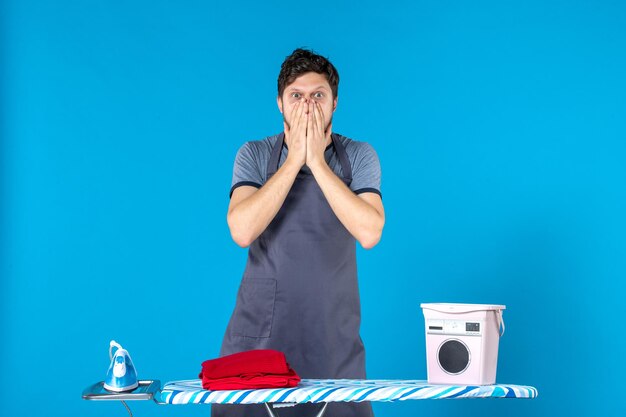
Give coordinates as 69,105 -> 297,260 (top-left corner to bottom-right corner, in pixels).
277,48 -> 339,100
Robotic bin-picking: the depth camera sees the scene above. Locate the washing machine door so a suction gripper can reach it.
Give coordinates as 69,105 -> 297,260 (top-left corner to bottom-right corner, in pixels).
438,339 -> 470,374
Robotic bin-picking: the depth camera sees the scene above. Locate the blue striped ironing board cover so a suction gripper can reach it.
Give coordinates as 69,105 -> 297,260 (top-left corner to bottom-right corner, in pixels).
156,379 -> 538,405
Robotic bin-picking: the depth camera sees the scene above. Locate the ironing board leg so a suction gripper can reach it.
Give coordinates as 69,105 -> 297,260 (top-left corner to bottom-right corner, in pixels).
264,402 -> 328,417
264,403 -> 279,417
314,402 -> 328,417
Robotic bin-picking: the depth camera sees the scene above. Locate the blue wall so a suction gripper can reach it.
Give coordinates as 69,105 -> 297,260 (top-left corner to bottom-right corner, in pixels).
2,1 -> 625,416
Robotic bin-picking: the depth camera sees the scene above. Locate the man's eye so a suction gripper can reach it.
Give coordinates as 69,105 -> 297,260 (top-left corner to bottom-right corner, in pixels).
292,93 -> 300,98
315,92 -> 324,98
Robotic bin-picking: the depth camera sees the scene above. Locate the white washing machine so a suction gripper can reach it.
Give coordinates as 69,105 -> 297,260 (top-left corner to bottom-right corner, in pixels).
421,303 -> 506,385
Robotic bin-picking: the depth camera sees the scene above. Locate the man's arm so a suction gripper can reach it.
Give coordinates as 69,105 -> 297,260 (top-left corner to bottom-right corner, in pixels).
306,100 -> 384,249
227,100 -> 308,247
309,162 -> 385,249
227,158 -> 301,247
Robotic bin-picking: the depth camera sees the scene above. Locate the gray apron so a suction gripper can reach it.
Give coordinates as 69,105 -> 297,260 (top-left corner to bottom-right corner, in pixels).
212,133 -> 374,417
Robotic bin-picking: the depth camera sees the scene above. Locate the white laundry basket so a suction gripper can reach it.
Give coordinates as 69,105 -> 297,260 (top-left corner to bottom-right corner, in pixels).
421,303 -> 506,385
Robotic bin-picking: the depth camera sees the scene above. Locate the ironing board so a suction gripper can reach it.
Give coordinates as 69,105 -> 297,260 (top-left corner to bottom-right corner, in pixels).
159,378 -> 537,416
84,378 -> 538,417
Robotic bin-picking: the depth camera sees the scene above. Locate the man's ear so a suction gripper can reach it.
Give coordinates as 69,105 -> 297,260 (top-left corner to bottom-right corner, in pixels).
277,96 -> 283,114
333,96 -> 338,112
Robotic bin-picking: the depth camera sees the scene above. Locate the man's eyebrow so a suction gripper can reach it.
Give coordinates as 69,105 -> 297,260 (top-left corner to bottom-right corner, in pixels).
288,85 -> 329,92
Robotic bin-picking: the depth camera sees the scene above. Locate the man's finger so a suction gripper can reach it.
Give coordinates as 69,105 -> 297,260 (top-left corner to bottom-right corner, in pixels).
306,101 -> 311,136
315,101 -> 324,134
291,100 -> 302,131
290,99 -> 300,119
297,100 -> 306,130
310,101 -> 317,134
304,101 -> 313,137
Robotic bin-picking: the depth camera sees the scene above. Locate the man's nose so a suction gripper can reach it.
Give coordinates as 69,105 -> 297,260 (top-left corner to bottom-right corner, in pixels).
300,98 -> 313,112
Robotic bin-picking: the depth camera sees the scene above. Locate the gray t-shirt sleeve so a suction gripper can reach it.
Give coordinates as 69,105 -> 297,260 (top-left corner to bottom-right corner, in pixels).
230,142 -> 263,198
350,142 -> 382,198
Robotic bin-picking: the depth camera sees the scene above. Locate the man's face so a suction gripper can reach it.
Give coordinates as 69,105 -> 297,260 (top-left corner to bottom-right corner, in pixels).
277,71 -> 337,134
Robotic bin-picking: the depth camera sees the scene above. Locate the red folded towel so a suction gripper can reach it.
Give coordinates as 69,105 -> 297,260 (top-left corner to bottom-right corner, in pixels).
198,349 -> 301,390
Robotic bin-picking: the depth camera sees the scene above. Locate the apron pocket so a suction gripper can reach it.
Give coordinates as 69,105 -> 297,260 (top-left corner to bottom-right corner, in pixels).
232,277 -> 276,338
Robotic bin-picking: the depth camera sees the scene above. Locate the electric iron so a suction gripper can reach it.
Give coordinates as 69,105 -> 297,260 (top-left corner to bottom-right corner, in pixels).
103,340 -> 139,392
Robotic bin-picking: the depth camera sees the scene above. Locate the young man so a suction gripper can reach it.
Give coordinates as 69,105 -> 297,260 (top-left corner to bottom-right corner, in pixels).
212,48 -> 384,417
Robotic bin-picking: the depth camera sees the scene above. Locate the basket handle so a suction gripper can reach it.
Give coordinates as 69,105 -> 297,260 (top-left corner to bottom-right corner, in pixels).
496,310 -> 505,337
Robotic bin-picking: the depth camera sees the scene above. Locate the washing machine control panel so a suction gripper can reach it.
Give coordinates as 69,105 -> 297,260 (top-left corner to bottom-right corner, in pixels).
426,319 -> 482,336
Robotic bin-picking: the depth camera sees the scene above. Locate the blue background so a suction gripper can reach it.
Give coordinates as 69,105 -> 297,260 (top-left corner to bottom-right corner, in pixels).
2,0 -> 625,416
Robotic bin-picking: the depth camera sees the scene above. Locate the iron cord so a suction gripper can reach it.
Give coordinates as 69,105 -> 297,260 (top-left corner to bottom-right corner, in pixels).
120,400 -> 133,417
